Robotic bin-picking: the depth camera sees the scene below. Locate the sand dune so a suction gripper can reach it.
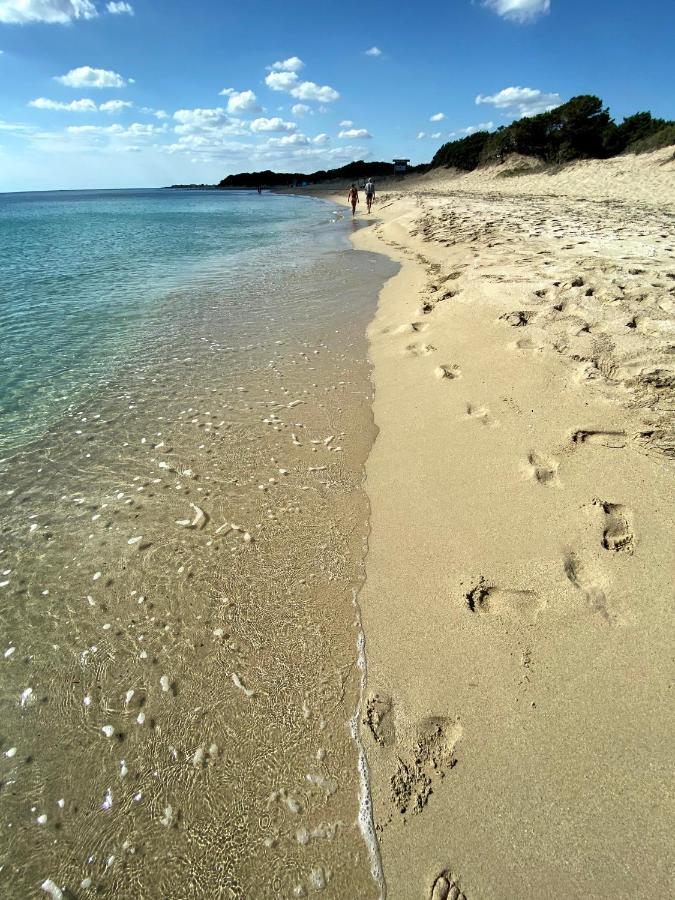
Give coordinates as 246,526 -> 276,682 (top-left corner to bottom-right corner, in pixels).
349,148 -> 675,899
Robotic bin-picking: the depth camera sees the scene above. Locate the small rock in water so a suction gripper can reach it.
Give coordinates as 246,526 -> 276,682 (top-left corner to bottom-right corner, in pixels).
231,673 -> 255,698
192,747 -> 205,768
310,867 -> 329,891
160,805 -> 175,827
41,880 -> 63,900
20,687 -> 33,707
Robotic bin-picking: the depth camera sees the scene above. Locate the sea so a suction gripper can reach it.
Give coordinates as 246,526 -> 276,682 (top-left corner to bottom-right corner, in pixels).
0,188 -> 397,898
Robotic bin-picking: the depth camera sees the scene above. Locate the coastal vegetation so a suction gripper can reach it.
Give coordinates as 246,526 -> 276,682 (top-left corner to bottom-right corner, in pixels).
217,160 -> 425,189
175,97 -> 674,191
431,95 -> 675,171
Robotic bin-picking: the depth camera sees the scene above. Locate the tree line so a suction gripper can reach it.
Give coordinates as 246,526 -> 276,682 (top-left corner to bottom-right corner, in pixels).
431,95 -> 675,171
218,160 -> 409,189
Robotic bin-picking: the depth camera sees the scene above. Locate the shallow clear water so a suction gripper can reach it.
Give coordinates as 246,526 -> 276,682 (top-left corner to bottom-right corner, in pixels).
0,188 -> 397,898
0,189 -> 341,454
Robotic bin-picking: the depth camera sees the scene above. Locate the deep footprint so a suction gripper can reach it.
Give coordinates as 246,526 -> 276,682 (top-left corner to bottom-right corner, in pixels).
390,718 -> 462,818
571,429 -> 627,448
595,500 -> 635,553
431,872 -> 467,900
465,577 -> 543,621
436,364 -> 461,380
500,310 -> 535,327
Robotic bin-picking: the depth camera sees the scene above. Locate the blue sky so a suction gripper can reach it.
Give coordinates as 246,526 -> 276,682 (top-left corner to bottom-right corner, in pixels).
0,0 -> 673,191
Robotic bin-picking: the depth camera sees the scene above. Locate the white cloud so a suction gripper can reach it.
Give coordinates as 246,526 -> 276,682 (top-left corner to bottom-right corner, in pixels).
55,66 -> 129,88
172,107 -> 248,138
219,88 -> 260,114
312,133 -> 329,145
173,107 -> 227,129
29,97 -> 97,111
142,106 -> 168,119
0,0 -> 97,24
338,127 -> 372,139
99,99 -> 133,113
430,112 -> 445,122
431,131 -> 442,139
250,116 -> 297,133
266,133 -> 309,147
265,70 -> 299,92
291,103 -> 310,117
482,0 -> 550,24
106,1 -> 133,14
290,80 -> 339,103
417,131 -> 427,139
265,70 -> 339,103
365,46 -> 382,56
448,121 -> 495,138
66,122 -> 165,138
476,86 -> 561,117
268,56 -> 305,73
339,119 -> 353,128
0,118 -> 37,133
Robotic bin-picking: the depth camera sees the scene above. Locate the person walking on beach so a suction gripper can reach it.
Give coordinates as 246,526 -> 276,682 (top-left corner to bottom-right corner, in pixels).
347,183 -> 359,217
365,178 -> 375,213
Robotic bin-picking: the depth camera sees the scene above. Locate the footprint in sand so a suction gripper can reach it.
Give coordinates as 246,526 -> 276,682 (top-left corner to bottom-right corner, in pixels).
499,310 -> 536,327
525,451 -> 560,486
435,364 -> 461,381
390,718 -> 462,818
594,500 -> 635,553
405,343 -> 437,357
563,552 -> 614,622
430,872 -> 467,900
571,429 -> 627,449
396,321 -> 429,335
363,693 -> 394,747
466,403 -> 497,427
514,336 -> 544,351
465,577 -> 544,622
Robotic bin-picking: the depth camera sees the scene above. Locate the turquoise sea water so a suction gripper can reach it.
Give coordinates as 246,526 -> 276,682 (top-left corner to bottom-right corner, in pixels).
0,188 -> 342,454
0,189 -> 396,896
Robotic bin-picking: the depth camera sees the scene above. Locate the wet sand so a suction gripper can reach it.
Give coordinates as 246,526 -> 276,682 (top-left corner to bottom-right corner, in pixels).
0,241 -> 396,898
343,149 -> 675,899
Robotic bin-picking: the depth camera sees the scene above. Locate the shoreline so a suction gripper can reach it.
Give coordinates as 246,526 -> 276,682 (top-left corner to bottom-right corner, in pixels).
0,197 -> 395,899
339,149 -> 674,898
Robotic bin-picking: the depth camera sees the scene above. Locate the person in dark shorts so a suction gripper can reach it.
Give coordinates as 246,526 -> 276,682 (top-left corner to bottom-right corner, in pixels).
347,183 -> 359,216
365,178 -> 375,213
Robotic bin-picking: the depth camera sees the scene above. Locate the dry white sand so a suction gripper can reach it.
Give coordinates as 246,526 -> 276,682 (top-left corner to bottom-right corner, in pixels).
348,148 -> 675,899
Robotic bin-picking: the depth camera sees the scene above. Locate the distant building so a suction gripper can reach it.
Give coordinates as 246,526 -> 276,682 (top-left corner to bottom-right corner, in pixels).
393,158 -> 410,174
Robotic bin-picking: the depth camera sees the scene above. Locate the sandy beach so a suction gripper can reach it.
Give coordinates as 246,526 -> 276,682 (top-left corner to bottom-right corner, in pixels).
342,147 -> 675,898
